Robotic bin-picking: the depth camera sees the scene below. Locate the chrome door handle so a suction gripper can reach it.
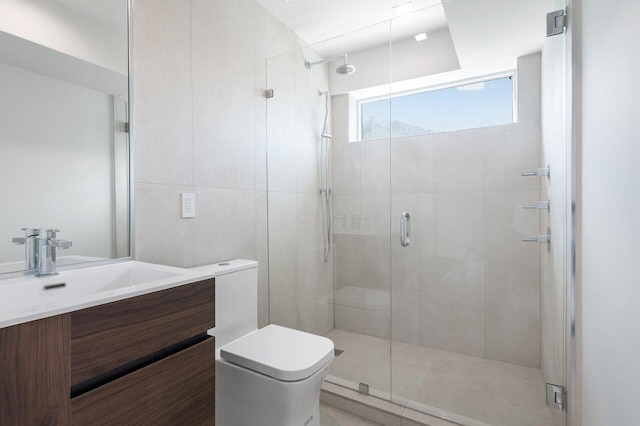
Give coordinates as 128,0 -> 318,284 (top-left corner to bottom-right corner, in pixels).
400,212 -> 411,247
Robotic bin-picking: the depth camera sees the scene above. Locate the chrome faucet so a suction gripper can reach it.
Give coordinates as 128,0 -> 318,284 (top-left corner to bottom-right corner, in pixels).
12,228 -> 72,276
36,229 -> 72,276
12,227 -> 40,269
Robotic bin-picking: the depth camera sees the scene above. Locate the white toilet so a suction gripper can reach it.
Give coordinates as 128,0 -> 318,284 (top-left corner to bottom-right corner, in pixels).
193,260 -> 334,426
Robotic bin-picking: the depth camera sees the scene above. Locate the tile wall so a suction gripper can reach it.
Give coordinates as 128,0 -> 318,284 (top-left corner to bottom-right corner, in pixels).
332,54 -> 543,368
265,45 -> 334,336
134,0 -> 302,328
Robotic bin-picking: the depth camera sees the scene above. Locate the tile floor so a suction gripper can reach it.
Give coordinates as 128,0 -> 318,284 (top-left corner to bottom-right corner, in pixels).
326,329 -> 555,426
320,403 -> 383,426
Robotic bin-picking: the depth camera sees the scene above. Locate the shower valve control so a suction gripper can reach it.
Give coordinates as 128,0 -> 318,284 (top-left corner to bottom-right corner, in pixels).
522,228 -> 552,251
522,200 -> 550,210
522,234 -> 551,244
521,166 -> 550,178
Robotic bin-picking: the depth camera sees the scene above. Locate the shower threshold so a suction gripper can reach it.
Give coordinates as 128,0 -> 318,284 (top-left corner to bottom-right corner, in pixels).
321,380 -> 465,426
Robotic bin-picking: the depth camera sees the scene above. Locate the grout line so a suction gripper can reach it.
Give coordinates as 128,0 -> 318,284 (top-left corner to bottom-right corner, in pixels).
189,0 -> 195,268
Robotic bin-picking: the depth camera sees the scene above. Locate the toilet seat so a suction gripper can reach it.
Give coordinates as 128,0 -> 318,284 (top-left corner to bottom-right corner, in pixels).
220,324 -> 334,382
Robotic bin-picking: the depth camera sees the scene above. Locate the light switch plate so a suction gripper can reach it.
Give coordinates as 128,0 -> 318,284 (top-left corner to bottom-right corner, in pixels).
181,193 -> 195,218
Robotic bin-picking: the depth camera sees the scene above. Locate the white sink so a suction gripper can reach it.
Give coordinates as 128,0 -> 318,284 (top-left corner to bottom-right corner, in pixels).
0,261 -> 215,329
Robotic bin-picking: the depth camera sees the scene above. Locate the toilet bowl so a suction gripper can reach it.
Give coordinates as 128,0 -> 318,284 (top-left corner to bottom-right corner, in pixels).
193,260 -> 334,426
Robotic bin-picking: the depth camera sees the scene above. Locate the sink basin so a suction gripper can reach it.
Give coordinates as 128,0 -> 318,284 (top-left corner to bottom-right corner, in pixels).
0,261 -> 215,329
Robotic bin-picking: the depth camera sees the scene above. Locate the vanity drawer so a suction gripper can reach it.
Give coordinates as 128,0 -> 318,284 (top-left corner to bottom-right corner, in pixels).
71,337 -> 215,425
70,278 -> 215,385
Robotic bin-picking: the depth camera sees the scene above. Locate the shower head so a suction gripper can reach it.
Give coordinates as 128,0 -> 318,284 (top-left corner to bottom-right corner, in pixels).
305,54 -> 356,75
335,63 -> 356,75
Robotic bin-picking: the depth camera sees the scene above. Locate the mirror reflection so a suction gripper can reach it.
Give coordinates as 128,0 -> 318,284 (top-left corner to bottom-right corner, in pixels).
0,0 -> 130,275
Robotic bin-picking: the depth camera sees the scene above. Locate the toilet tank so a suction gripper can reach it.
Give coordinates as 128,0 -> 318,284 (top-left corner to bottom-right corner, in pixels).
192,259 -> 258,349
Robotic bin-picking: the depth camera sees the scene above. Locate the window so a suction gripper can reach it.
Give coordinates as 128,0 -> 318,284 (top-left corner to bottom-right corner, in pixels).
359,76 -> 514,141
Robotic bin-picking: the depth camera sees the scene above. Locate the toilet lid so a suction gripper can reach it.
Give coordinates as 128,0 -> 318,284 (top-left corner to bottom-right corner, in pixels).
220,324 -> 334,382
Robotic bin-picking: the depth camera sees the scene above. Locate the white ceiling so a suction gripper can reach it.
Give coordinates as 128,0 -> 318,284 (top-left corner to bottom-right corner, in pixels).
52,0 -> 128,34
312,3 -> 449,58
258,0 -> 555,79
256,0 -> 445,47
444,0 -> 553,70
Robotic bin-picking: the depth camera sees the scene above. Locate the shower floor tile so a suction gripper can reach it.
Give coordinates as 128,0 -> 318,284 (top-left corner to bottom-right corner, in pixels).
326,329 -> 555,426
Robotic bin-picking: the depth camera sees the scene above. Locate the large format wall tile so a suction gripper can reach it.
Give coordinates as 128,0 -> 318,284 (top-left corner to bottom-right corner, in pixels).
254,52 -> 268,192
268,192 -> 299,329
192,0 -> 255,190
193,65 -> 256,189
391,138 -> 421,194
364,139 -> 391,195
332,194 -> 365,290
428,130 -> 485,193
363,195 -> 391,292
193,0 -> 254,78
253,2 -> 296,60
435,192 -> 485,262
134,0 -> 193,186
135,183 -> 194,268
266,52 -> 297,193
297,246 -> 334,336
484,190 -> 541,367
419,258 -> 485,356
391,193 -> 421,344
193,187 -> 257,266
297,194 -> 323,248
484,124 -> 541,192
135,0 -> 333,338
256,190 -> 270,327
333,141 -> 364,195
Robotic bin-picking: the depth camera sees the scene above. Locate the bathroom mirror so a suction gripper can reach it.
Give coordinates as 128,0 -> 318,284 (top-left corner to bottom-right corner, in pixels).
0,0 -> 131,275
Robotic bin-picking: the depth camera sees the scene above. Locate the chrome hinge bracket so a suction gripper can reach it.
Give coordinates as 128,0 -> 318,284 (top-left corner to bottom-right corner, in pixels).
358,383 -> 369,395
546,383 -> 566,410
547,9 -> 566,37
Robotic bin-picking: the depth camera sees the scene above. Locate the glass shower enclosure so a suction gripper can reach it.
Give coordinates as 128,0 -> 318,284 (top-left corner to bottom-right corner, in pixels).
264,2 -> 568,425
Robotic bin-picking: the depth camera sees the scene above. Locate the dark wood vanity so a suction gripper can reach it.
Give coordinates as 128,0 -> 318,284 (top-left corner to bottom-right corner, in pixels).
0,278 -> 216,425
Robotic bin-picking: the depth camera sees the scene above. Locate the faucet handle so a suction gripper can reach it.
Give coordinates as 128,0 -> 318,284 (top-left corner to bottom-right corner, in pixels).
14,228 -> 40,244
50,240 -> 72,250
38,229 -> 60,239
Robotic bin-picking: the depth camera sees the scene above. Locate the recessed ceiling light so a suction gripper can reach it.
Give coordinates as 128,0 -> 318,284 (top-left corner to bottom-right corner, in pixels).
392,1 -> 413,16
414,33 -> 428,42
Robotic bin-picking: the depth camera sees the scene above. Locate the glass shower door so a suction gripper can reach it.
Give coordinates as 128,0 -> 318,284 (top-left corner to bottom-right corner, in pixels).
265,20 -> 394,400
388,2 -> 568,425
317,20 -> 394,400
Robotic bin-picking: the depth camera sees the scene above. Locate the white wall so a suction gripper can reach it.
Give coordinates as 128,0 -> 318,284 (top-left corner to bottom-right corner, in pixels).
0,62 -> 115,262
579,0 -> 640,424
0,0 -> 127,76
